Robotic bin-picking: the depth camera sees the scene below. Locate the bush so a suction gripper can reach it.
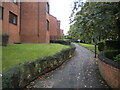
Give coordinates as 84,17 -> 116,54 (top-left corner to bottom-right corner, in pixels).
2,44 -> 76,88
50,40 -> 71,45
98,50 -> 120,69
104,50 -> 120,60
114,54 -> 120,62
98,42 -> 105,51
2,34 -> 9,46
2,65 -> 21,88
105,40 -> 120,50
98,41 -> 120,51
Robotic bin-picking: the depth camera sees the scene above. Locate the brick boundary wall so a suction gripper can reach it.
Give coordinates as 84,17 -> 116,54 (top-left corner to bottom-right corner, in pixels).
97,52 -> 120,88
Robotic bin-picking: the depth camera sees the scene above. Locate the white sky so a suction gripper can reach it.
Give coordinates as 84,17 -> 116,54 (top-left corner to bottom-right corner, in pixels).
50,0 -> 75,35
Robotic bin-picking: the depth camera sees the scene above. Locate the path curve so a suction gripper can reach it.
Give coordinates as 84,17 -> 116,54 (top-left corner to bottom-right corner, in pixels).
31,43 -> 109,88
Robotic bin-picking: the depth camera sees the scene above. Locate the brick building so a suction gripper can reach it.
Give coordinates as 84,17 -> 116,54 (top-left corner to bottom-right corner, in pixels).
0,1 -> 20,43
49,15 -> 58,40
1,1 -> 64,44
57,20 -> 61,39
60,29 -> 64,37
20,2 -> 50,43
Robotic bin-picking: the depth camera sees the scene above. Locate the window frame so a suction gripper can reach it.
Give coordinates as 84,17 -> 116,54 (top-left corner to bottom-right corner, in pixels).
9,11 -> 17,25
0,6 -> 3,20
46,20 -> 49,31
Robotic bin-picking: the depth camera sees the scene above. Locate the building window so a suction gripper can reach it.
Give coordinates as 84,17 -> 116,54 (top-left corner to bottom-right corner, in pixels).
9,12 -> 17,25
46,20 -> 49,31
13,0 -> 18,5
0,6 -> 3,20
46,2 -> 49,14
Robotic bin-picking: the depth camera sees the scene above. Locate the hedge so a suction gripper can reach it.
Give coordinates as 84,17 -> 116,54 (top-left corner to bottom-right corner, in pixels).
98,40 -> 120,51
2,44 -> 76,88
98,42 -> 104,51
105,50 -> 119,59
98,50 -> 120,69
2,34 -> 9,46
105,40 -> 120,50
114,54 -> 120,62
50,40 -> 71,45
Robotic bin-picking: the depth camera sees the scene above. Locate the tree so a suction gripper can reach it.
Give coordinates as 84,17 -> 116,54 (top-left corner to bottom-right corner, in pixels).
69,1 -> 120,43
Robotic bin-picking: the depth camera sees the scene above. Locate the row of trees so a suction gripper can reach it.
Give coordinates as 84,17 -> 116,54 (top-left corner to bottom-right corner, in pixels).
68,1 -> 120,43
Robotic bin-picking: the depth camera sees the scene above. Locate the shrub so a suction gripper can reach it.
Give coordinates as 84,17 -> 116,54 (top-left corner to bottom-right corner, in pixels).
98,50 -> 120,69
2,44 -> 76,88
2,65 -> 21,88
50,40 -> 71,45
114,54 -> 120,62
98,41 -> 120,51
98,42 -> 105,51
104,50 -> 120,60
105,40 -> 120,50
2,34 -> 9,46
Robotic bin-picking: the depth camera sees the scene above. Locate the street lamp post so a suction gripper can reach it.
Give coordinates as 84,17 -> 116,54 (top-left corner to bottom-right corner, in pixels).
94,42 -> 97,58
93,37 -> 97,58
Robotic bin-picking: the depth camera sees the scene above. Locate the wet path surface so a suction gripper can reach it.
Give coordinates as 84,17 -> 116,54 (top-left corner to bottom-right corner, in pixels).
31,43 -> 109,88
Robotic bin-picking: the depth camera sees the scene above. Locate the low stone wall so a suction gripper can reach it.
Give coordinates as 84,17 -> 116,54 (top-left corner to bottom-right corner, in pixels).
98,52 -> 120,88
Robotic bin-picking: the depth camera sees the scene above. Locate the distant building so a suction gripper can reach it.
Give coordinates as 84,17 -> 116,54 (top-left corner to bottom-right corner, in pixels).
49,15 -> 58,40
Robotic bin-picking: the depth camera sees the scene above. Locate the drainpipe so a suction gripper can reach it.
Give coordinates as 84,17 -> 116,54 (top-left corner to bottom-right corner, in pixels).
19,2 -> 22,41
38,1 -> 40,43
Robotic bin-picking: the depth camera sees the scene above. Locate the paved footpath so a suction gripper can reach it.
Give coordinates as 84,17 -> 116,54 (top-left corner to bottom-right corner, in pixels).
30,43 -> 109,88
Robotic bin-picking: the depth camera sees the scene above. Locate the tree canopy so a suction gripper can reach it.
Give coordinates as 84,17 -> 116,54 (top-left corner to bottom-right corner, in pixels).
68,1 -> 120,43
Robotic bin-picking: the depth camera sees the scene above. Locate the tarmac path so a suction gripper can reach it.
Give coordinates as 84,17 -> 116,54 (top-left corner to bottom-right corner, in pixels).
30,43 -> 109,88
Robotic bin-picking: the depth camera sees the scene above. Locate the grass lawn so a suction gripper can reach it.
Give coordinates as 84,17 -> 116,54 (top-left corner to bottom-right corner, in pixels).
79,43 -> 99,54
2,43 -> 69,71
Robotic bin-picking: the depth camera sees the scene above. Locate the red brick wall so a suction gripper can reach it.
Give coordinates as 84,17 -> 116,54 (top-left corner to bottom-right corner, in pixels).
97,59 -> 120,88
49,15 -> 58,40
45,12 -> 50,43
0,3 -> 2,34
1,2 -> 60,44
60,29 -> 64,36
57,21 -> 61,39
38,2 -> 50,43
21,2 -> 50,43
20,2 -> 39,43
1,2 -> 20,43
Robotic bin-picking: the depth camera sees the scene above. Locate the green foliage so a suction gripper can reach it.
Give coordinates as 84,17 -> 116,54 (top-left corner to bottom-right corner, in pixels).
79,43 -> 99,54
104,50 -> 120,63
98,42 -> 105,51
98,40 -> 120,51
69,2 -> 120,43
2,34 -> 9,46
104,50 -> 120,60
114,54 -> 120,62
2,44 -> 69,71
2,45 -> 76,88
98,50 -> 120,69
105,40 -> 120,50
50,40 -> 71,45
2,65 -> 21,88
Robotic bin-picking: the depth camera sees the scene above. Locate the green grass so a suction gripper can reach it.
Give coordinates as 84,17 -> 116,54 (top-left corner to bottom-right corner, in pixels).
2,43 -> 69,71
79,43 -> 99,54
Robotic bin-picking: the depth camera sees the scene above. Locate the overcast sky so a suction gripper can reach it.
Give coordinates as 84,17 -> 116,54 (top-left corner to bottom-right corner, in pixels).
50,0 -> 75,35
